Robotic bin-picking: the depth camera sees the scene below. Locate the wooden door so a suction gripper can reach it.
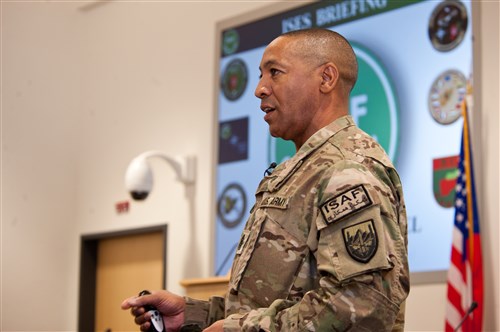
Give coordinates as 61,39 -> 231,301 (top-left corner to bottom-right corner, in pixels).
78,226 -> 166,332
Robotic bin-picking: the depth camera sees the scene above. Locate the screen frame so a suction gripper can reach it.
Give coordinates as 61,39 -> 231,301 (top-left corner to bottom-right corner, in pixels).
211,0 -> 479,285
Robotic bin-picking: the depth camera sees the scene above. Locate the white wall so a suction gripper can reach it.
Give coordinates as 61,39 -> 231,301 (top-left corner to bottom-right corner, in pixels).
2,2 -> 81,330
1,1 -> 498,331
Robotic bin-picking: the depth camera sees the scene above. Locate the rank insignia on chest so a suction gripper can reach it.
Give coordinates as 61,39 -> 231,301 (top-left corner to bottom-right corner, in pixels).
342,219 -> 378,263
320,185 -> 372,224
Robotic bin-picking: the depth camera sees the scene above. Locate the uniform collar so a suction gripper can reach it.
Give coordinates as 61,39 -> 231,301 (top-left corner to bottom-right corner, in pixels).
259,115 -> 355,193
295,115 -> 355,160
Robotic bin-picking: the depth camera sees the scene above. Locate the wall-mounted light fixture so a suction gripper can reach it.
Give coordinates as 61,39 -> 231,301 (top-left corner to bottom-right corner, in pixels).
125,150 -> 196,200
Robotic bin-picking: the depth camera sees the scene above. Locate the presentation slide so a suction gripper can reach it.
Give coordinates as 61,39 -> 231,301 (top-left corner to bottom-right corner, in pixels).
214,0 -> 472,277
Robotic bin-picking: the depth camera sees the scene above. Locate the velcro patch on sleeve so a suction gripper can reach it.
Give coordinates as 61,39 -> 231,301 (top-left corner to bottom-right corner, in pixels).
236,230 -> 250,255
320,185 -> 372,224
342,219 -> 378,263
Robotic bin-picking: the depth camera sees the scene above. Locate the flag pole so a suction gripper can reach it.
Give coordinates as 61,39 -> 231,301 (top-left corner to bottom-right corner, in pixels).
462,99 -> 475,268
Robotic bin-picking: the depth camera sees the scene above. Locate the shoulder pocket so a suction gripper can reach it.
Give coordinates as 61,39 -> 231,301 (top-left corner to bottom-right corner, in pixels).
315,205 -> 393,281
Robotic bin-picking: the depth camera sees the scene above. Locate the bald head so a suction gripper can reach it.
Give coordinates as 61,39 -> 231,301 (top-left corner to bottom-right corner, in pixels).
277,29 -> 358,93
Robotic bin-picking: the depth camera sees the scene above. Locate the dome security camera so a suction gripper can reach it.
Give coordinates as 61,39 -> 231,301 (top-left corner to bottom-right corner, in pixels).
124,151 -> 196,201
125,157 -> 153,200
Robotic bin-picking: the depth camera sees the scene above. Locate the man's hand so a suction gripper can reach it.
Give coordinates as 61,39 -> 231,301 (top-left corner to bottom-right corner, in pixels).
203,320 -> 224,332
121,290 -> 186,332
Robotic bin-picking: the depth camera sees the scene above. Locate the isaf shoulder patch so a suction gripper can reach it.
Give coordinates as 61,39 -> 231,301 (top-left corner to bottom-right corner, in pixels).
342,219 -> 378,263
320,185 -> 372,224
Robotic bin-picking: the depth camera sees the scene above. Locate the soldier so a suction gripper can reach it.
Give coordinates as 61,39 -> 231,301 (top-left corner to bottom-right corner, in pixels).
122,28 -> 409,332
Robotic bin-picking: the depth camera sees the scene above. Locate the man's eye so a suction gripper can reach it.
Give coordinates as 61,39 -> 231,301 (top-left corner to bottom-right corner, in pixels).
270,69 -> 280,76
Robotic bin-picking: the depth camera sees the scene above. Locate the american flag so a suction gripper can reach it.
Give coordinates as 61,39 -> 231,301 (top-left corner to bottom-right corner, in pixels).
445,102 -> 483,332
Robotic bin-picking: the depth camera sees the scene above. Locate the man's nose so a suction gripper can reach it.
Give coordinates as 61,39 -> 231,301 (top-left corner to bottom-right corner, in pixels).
254,81 -> 271,99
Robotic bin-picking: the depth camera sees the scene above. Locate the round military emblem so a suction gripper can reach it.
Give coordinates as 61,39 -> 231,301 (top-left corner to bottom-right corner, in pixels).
221,59 -> 248,101
222,29 -> 239,56
428,0 -> 468,52
217,183 -> 247,228
428,69 -> 466,124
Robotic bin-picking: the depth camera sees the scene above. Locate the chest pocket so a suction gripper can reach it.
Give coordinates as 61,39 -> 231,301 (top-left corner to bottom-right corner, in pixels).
229,212 -> 308,308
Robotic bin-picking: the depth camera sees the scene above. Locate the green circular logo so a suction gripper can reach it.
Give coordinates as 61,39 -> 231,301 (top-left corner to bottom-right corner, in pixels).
267,43 -> 399,164
350,43 -> 399,162
222,29 -> 239,56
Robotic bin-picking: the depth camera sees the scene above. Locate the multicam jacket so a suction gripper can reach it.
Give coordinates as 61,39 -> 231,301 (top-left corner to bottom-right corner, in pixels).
182,115 -> 409,332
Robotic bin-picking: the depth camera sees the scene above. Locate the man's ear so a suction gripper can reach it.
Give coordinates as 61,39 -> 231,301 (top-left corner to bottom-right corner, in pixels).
319,63 -> 339,93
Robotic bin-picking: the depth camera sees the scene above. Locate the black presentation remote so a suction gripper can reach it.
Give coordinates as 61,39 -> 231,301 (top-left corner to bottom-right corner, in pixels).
138,290 -> 165,332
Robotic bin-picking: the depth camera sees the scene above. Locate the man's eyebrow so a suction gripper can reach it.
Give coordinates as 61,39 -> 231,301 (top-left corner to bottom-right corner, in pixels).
261,59 -> 280,69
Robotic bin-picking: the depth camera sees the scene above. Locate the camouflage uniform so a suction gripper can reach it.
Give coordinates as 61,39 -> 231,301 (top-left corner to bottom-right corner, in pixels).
182,115 -> 409,332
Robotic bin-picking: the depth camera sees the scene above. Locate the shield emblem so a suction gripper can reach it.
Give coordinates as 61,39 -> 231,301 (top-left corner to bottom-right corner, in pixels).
433,155 -> 459,208
342,220 -> 378,263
